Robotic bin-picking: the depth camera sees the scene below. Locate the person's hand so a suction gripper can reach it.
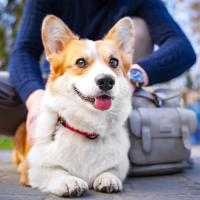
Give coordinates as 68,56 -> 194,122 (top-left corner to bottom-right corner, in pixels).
25,89 -> 45,148
129,64 -> 149,94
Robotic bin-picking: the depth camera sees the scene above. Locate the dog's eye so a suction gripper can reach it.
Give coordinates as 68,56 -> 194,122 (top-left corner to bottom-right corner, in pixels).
76,59 -> 88,68
109,58 -> 118,68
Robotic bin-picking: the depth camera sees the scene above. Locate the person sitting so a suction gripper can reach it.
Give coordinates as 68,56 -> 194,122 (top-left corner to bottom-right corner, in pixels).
0,0 -> 196,147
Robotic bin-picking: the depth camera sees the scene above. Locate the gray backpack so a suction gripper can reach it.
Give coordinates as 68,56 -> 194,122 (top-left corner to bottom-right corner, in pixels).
128,88 -> 197,176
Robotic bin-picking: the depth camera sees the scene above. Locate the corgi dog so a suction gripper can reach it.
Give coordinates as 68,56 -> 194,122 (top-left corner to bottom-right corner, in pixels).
13,15 -> 135,197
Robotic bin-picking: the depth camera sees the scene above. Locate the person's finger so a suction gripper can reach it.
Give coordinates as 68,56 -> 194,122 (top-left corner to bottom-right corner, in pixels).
26,115 -> 31,147
26,111 -> 35,148
28,118 -> 36,148
26,114 -> 31,138
128,79 -> 136,95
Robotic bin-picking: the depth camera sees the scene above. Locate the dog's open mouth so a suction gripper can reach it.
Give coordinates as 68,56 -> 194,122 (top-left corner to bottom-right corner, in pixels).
73,86 -> 113,111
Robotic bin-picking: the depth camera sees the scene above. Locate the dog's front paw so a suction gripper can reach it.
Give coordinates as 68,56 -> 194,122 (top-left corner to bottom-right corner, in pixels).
93,172 -> 122,193
56,177 -> 88,197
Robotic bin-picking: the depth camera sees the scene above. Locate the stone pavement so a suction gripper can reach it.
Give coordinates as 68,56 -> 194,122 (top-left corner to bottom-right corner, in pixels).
0,146 -> 200,200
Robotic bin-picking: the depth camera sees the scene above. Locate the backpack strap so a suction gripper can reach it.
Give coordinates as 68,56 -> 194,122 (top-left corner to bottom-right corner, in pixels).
176,108 -> 191,150
138,108 -> 151,153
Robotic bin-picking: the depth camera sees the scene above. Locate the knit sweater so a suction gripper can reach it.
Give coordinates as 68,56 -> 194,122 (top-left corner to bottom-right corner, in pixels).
8,0 -> 196,103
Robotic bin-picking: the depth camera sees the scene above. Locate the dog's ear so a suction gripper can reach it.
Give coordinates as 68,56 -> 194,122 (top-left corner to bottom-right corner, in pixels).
42,15 -> 78,59
104,17 -> 135,58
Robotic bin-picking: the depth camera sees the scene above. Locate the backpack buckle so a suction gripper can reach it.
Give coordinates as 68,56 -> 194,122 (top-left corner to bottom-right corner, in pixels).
155,97 -> 162,107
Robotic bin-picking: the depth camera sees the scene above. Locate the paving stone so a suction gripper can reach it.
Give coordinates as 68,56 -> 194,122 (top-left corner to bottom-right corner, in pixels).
0,150 -> 13,161
0,146 -> 200,199
113,194 -> 200,200
0,195 -> 46,200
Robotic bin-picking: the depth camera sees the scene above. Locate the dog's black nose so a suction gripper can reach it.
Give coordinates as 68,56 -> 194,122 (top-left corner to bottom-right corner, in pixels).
95,74 -> 115,91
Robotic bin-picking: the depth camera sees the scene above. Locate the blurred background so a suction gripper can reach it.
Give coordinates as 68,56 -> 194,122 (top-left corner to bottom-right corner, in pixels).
0,0 -> 199,148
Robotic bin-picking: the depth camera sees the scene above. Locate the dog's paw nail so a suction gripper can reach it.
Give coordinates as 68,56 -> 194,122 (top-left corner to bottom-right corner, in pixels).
70,190 -> 78,196
58,177 -> 88,197
93,173 -> 122,193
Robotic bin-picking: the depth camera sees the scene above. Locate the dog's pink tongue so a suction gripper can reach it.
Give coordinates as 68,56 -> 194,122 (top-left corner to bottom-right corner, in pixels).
95,96 -> 112,110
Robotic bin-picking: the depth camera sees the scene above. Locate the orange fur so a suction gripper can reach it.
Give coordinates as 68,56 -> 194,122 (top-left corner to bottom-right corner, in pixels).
96,41 -> 131,78
13,122 -> 30,185
103,18 -> 134,57
48,40 -> 95,86
42,15 -> 78,58
20,158 -> 30,185
41,16 -> 134,91
46,39 -> 131,92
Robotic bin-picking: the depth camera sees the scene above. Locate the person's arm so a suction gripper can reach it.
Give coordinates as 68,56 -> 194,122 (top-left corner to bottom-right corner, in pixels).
132,0 -> 196,85
25,89 -> 44,147
8,0 -> 54,102
8,0 -> 54,147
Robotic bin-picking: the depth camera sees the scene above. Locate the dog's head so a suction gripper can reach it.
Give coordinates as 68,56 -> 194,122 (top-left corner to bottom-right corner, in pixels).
42,15 -> 134,134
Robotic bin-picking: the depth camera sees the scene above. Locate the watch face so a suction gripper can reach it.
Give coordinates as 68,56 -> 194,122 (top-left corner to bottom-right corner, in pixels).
130,69 -> 145,83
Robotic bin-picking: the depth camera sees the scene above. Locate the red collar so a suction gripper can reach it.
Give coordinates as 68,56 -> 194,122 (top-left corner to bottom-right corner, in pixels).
58,116 -> 99,140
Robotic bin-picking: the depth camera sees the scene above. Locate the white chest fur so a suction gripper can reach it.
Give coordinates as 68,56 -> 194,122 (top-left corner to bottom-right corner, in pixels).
28,124 -> 130,187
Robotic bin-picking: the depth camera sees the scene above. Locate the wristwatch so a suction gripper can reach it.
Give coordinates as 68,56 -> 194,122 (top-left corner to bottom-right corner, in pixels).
129,68 -> 145,89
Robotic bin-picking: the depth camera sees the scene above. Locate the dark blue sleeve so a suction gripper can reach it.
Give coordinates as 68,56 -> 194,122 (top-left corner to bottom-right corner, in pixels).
8,0 -> 53,103
136,0 -> 196,85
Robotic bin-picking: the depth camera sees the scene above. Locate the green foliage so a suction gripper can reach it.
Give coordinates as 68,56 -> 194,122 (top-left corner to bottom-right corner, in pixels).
0,136 -> 13,149
0,0 -> 25,71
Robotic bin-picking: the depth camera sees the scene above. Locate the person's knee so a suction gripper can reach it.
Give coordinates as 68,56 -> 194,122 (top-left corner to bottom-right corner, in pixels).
0,71 -> 27,136
0,71 -> 10,78
0,71 -> 20,102
131,17 -> 154,63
